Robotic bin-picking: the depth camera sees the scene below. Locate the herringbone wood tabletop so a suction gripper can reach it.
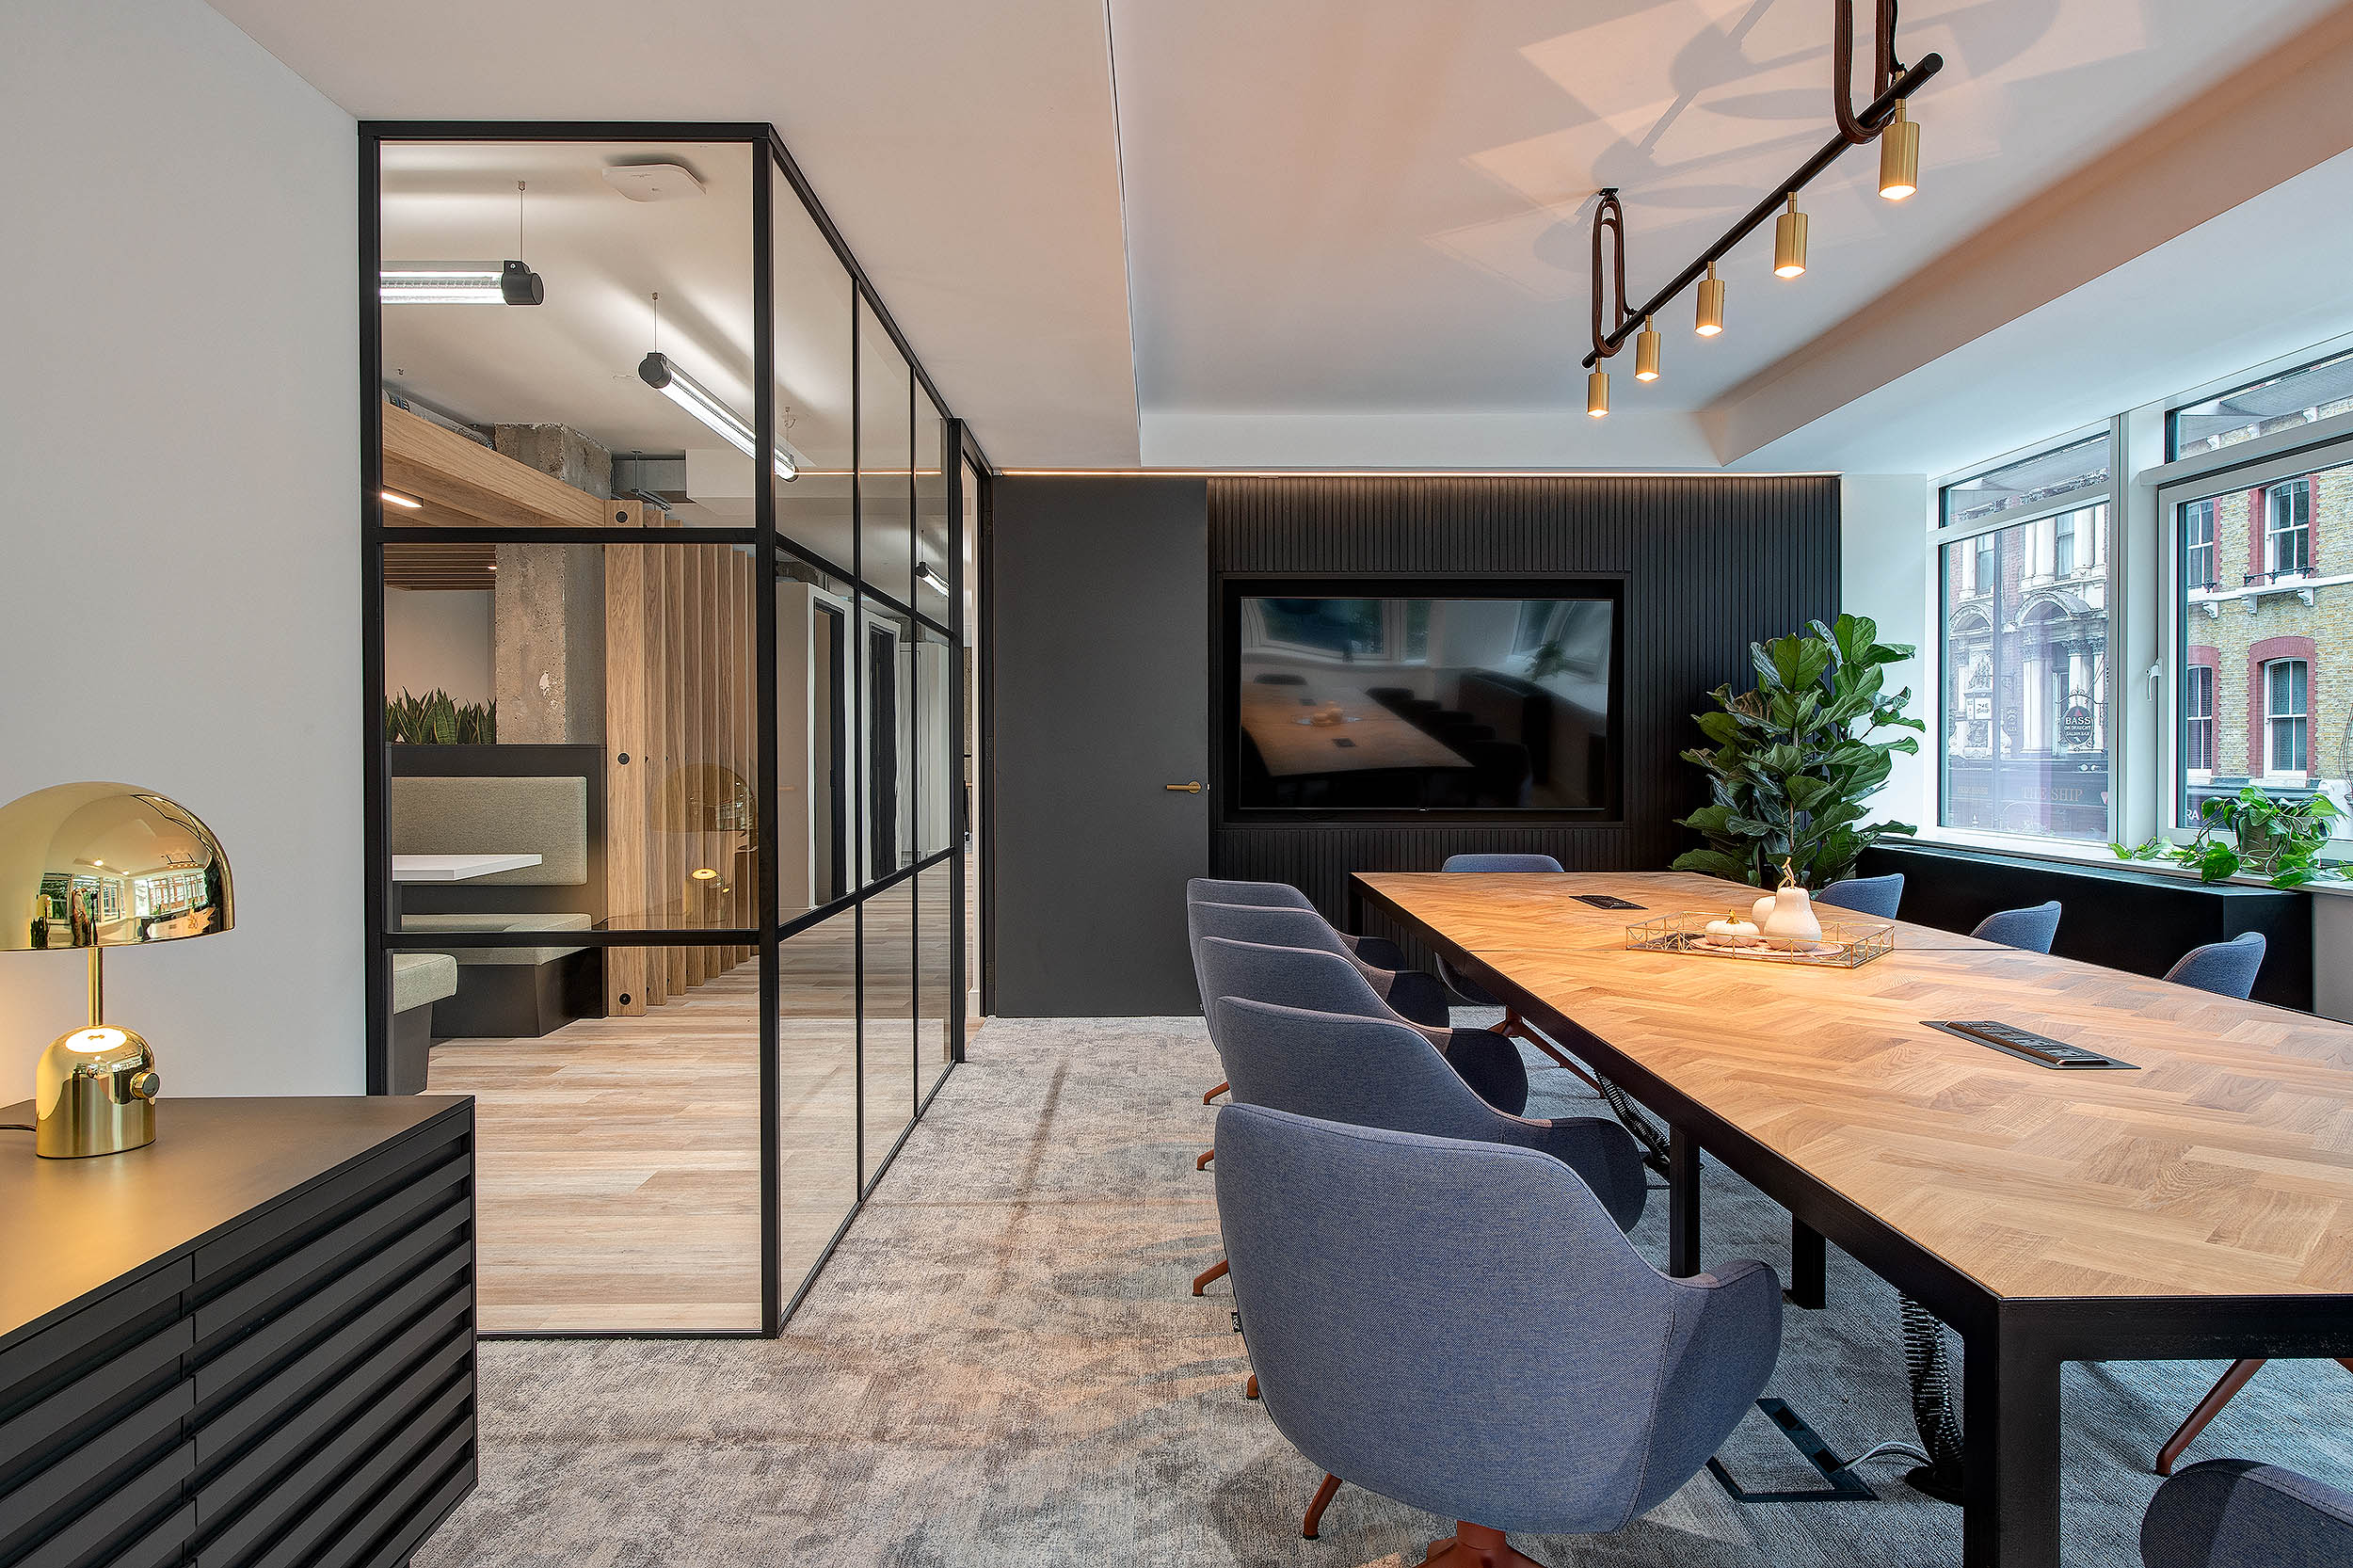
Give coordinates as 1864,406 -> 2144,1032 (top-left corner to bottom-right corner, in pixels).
1357,871 -> 2353,1304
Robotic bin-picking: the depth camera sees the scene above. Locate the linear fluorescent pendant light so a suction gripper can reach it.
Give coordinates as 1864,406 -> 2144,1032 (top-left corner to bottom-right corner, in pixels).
1773,193 -> 1809,278
1695,263 -> 1724,336
914,561 -> 949,594
1879,101 -> 1919,200
1586,370 -> 1609,418
379,261 -> 542,305
1634,318 -> 1661,381
637,351 -> 796,479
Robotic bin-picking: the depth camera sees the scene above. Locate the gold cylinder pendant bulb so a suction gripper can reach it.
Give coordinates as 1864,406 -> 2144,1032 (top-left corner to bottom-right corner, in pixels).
1879,100 -> 1919,200
1586,369 -> 1609,418
1634,318 -> 1660,381
1695,264 -> 1724,336
1773,192 -> 1808,278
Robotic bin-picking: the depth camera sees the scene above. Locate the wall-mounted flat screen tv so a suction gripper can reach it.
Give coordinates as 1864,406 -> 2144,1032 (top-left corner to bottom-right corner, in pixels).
1222,580 -> 1623,819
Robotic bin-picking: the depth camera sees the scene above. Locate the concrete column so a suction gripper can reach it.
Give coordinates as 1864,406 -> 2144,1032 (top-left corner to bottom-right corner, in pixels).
492,424 -> 610,744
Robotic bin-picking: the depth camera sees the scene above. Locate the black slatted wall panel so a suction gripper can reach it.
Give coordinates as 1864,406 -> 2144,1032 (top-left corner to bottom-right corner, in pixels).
1209,474 -> 1839,942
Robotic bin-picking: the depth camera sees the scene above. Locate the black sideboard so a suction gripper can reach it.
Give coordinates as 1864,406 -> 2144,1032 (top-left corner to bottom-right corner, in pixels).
1857,841 -> 2313,1011
0,1096 -> 475,1568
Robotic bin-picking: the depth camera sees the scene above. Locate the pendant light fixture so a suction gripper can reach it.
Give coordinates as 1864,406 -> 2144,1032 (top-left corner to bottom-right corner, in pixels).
1879,101 -> 1919,200
1634,317 -> 1661,381
1773,194 -> 1808,279
639,294 -> 802,479
1586,370 -> 1610,418
1584,189 -> 1629,418
1576,2 -> 1941,384
1695,264 -> 1724,337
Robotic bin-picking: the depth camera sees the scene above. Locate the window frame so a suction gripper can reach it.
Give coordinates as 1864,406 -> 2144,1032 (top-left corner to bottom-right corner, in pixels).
2265,657 -> 2310,778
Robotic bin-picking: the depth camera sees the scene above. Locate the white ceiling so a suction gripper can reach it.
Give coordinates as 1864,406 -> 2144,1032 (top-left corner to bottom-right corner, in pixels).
209,0 -> 1139,468
212,0 -> 2353,472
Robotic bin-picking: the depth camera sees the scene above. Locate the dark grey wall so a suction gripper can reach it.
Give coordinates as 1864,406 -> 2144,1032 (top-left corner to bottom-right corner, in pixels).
988,478 -> 1209,1015
986,472 -> 1838,1014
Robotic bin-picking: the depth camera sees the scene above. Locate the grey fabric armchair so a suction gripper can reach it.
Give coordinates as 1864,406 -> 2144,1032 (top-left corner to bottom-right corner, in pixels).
1185,877 -> 1410,969
2165,932 -> 2267,999
1972,899 -> 2062,952
2142,1459 -> 2353,1567
1189,902 -> 1449,1028
1815,872 -> 1904,919
1210,995 -> 1643,1230
1195,936 -> 1529,1116
1214,1103 -> 1780,1560
1433,853 -> 1598,1083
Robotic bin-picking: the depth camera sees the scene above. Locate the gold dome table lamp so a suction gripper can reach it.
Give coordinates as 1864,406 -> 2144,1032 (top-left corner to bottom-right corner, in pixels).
0,783 -> 233,1158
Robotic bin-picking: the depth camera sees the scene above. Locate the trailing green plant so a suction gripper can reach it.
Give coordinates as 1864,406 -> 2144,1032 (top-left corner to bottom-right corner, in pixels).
2111,785 -> 2341,888
384,688 -> 496,744
1670,613 -> 1925,889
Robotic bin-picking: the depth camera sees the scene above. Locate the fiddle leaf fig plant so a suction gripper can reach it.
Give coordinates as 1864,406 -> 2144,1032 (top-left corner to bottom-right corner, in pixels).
1671,613 -> 1925,888
2111,785 -> 2341,888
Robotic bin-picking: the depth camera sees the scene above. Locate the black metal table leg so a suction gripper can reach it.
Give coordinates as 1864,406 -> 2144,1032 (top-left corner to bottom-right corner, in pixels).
1669,1127 -> 1701,1277
1962,1320 -> 2062,1568
1790,1217 -> 1826,1309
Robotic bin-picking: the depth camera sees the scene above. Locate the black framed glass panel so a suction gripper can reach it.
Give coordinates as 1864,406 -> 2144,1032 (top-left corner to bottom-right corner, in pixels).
771,162 -> 856,575
918,857 -> 954,1101
857,298 -> 914,610
776,907 -> 858,1288
776,553 -> 858,921
859,891 -> 917,1188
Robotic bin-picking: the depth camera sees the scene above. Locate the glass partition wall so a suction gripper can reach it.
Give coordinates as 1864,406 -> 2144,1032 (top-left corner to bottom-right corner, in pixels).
363,124 -> 981,1336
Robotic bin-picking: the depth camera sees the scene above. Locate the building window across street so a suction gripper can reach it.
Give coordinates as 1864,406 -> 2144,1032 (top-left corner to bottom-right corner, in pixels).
2265,479 -> 2313,579
2185,498 -> 2216,589
2267,658 -> 2311,777
2185,663 -> 2217,775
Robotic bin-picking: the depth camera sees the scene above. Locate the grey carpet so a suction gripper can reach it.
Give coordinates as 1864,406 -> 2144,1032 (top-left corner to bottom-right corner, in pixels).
417,1015 -> 2353,1567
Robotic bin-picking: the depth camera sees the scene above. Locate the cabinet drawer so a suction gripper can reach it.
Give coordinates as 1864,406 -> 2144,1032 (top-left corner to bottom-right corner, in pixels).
0,1375 -> 190,1555
14,1440 -> 190,1568
0,1318 -> 191,1482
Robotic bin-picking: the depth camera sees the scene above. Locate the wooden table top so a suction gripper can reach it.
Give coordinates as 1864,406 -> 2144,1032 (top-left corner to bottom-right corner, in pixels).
1238,682 -> 1474,776
1354,870 -> 2353,1304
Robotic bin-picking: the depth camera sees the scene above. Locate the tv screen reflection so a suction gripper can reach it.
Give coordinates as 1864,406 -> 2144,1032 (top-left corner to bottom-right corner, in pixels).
1232,596 -> 1616,812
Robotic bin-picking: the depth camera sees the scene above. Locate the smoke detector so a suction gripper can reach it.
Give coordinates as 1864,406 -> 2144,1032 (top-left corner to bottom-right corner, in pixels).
602,163 -> 705,202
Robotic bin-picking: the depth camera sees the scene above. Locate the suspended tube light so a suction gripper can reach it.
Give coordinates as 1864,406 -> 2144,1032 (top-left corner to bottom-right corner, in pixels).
637,351 -> 803,481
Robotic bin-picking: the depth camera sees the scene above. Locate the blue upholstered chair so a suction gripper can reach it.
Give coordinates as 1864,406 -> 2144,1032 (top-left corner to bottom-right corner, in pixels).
1433,853 -> 1595,1081
1972,900 -> 2062,953
1195,936 -> 1529,1117
2142,1460 -> 2353,1567
2165,932 -> 2267,1000
1815,872 -> 1904,920
1190,903 -> 1449,1027
1185,878 -> 1411,969
1211,995 -> 1642,1230
1213,1103 -> 1780,1558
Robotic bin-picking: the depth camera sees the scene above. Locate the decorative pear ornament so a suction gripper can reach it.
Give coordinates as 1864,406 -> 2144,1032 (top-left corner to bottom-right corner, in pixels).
1762,860 -> 1822,946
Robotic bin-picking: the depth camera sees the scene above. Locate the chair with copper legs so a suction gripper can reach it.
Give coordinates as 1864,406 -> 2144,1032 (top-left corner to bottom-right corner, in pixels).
2148,933 -> 2281,1475
1214,1103 -> 1779,1563
1431,854 -> 1604,1083
2142,1459 -> 2353,1564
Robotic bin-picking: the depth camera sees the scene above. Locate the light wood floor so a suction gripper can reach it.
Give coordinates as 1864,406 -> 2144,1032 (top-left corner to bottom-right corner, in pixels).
430,869 -> 964,1333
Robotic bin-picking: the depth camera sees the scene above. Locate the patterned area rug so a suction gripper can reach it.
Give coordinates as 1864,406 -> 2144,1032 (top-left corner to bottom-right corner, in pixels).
417,1016 -> 2353,1567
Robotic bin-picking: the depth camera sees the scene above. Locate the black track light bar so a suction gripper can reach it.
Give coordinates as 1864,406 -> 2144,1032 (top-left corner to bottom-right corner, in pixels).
1580,51 -> 1944,370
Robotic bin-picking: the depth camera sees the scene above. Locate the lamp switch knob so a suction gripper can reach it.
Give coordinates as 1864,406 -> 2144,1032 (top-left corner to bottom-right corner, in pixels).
127,1071 -> 160,1101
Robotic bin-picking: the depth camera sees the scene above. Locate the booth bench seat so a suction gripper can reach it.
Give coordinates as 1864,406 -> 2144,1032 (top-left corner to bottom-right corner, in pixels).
390,951 -> 458,1095
398,912 -> 598,1039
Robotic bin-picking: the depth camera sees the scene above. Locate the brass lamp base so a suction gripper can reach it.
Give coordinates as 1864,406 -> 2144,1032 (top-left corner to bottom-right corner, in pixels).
36,1022 -> 159,1159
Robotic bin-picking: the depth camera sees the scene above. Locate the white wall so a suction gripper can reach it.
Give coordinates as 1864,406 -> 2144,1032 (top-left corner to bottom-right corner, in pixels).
384,589 -> 493,706
1840,475 -> 1934,831
0,1 -> 360,1097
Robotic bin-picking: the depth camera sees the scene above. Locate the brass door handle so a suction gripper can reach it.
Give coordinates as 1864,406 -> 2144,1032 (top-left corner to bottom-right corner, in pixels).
1165,781 -> 1205,793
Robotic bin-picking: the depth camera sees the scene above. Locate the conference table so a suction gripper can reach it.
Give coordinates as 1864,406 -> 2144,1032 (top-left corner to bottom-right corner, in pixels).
1347,869 -> 2353,1568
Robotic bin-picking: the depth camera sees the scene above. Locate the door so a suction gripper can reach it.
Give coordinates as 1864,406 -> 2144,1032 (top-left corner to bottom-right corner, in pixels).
812,600 -> 846,904
988,478 -> 1209,1014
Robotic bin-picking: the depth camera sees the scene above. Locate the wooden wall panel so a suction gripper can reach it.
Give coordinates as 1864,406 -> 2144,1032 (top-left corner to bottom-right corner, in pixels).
1206,474 -> 1840,931
603,535 -> 648,1016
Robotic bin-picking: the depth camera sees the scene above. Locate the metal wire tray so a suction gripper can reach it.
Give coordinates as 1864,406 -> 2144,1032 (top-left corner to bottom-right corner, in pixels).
1625,911 -> 1896,968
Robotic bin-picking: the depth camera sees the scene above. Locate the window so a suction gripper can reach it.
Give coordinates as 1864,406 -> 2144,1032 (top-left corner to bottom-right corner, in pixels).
2169,347 -> 2353,458
2184,664 -> 2216,774
2265,479 -> 2312,578
2266,659 -> 2309,776
2184,499 -> 2216,590
1936,446 -> 2113,844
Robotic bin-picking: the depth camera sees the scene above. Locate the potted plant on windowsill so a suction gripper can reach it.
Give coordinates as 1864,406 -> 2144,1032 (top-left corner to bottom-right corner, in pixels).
1671,614 -> 1924,888
2111,785 -> 2342,888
